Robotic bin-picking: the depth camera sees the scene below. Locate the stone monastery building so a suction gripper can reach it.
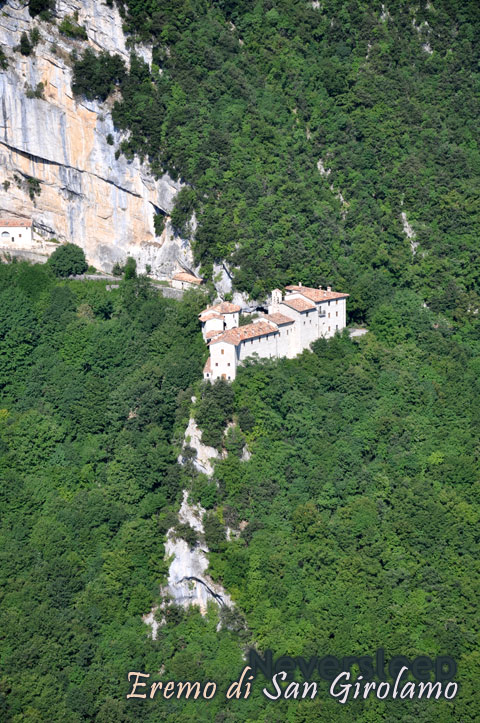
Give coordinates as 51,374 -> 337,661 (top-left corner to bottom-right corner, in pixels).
201,284 -> 348,381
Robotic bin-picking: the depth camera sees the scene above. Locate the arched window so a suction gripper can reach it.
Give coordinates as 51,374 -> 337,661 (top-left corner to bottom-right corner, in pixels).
1,231 -> 11,241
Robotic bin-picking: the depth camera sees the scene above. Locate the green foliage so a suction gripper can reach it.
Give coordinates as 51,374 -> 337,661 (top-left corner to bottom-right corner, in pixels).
25,81 -> 44,99
203,510 -> 226,553
170,187 -> 197,236
72,48 -> 126,101
195,379 -> 234,449
19,31 -> 32,56
28,0 -> 54,18
153,212 -> 165,236
59,16 -> 88,40
112,261 -> 124,276
0,47 -> 8,70
106,132 -> 114,145
123,256 -> 137,280
0,261 -> 208,720
1,259 -> 479,721
23,175 -> 41,200
29,26 -> 41,46
48,243 -> 88,277
175,522 -> 198,548
95,0 -> 480,319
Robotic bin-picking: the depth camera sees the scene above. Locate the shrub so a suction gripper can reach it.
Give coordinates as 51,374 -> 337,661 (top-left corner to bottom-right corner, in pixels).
25,82 -> 44,99
19,33 -> 32,56
175,522 -> 198,549
112,262 -> 124,277
48,243 -> 88,277
72,48 -> 126,101
124,257 -> 137,280
0,48 -> 7,70
153,214 -> 165,236
28,0 -> 54,18
203,512 -> 226,553
59,17 -> 88,40
170,188 -> 196,236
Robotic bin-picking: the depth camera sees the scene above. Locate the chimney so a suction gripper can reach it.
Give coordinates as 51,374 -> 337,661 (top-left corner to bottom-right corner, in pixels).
318,286 -> 322,291
299,281 -> 302,287
327,286 -> 332,292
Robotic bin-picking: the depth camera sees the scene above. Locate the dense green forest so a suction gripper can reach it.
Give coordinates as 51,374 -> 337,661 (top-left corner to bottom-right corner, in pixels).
1,261 -> 479,721
71,0 -> 480,314
2,0 -> 480,720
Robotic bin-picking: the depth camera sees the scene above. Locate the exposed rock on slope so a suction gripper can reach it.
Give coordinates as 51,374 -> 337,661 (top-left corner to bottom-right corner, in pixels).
164,491 -> 233,614
143,491 -> 233,638
0,0 -> 193,277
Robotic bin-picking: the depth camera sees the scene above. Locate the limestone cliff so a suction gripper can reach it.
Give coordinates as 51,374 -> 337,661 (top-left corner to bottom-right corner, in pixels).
0,0 -> 193,277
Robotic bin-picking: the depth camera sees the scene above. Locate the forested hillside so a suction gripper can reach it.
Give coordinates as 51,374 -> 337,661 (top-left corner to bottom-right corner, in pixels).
2,1 -> 480,721
72,0 -> 480,314
1,262 -> 479,721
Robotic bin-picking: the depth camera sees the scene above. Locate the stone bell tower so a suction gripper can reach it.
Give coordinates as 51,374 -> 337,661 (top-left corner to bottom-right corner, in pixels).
269,288 -> 282,313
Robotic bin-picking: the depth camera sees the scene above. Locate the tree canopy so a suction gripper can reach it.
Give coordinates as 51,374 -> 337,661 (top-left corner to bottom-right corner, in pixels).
47,242 -> 88,277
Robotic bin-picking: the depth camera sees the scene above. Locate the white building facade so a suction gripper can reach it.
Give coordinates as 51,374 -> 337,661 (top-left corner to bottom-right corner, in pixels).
202,284 -> 348,381
0,218 -> 33,247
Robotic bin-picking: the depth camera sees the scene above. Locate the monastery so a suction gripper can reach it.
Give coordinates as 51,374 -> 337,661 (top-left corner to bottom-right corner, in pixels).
201,284 -> 349,381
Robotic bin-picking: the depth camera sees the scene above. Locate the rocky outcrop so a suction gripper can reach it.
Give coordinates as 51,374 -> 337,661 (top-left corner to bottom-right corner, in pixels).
179,415 -> 223,476
164,491 -> 233,614
401,210 -> 418,255
0,0 -> 193,277
143,491 -> 233,638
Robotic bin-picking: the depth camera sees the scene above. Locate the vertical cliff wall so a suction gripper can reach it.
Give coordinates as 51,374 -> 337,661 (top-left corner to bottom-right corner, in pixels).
0,0 -> 193,277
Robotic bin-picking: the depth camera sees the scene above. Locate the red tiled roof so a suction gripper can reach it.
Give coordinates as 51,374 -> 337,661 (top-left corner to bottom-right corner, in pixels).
205,329 -> 222,339
172,271 -> 203,284
281,297 -> 316,312
263,313 -> 294,326
205,301 -> 241,314
285,285 -> 349,302
199,311 -> 224,322
210,321 -> 278,346
0,218 -> 32,227
203,357 -> 211,374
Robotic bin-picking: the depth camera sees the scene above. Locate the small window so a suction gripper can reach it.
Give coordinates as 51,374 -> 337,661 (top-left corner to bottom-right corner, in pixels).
310,320 -> 312,324
336,311 -> 338,317
336,325 -> 338,329
215,362 -> 218,366
328,313 -> 330,318
328,326 -> 331,332
19,234 -> 22,238
228,376 -> 231,380
303,321 -> 305,325
328,301 -> 330,306
227,362 -> 230,366
221,349 -> 224,355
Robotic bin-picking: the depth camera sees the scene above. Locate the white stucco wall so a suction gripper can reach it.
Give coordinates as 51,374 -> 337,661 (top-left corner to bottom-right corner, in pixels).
202,316 -> 225,340
210,341 -> 237,381
237,329 -> 279,363
224,311 -> 239,330
0,224 -> 32,247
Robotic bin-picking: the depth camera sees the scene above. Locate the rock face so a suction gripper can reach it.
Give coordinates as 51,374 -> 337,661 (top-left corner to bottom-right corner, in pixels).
164,491 -> 233,614
179,416 -> 223,476
0,0 -> 193,277
143,492 -> 233,638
